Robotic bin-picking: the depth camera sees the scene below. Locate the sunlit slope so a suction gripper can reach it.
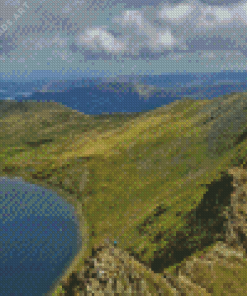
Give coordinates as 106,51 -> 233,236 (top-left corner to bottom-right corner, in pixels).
1,97 -> 211,166
2,91 -> 247,275
0,100 -> 145,166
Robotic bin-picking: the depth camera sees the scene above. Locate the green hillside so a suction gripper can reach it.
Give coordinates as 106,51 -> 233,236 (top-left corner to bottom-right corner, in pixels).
1,92 -> 247,295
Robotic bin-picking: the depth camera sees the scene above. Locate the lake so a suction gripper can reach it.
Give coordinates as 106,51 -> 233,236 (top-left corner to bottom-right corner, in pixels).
0,177 -> 84,296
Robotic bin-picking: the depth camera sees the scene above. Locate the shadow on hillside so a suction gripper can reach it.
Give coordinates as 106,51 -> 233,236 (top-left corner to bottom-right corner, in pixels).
147,172 -> 234,273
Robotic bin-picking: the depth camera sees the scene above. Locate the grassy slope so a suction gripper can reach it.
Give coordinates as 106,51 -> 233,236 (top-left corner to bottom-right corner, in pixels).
1,93 -> 247,294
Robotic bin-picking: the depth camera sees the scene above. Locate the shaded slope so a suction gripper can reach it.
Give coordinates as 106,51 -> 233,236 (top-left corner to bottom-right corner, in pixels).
149,172 -> 233,273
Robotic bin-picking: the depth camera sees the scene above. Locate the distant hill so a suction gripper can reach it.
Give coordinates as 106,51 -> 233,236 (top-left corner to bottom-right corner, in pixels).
15,81 -> 182,114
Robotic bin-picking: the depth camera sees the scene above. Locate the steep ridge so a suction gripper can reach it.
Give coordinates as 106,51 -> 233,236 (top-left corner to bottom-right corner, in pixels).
163,167 -> 247,295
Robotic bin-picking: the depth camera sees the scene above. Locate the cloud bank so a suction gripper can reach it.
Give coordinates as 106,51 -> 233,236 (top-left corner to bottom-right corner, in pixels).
0,0 -> 247,76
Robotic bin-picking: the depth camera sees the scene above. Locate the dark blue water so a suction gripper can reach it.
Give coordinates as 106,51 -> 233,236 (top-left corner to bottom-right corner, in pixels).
0,177 -> 83,296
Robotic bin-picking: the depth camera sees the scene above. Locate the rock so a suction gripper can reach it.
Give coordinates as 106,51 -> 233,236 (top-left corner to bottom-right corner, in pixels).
59,240 -> 176,295
226,167 -> 247,249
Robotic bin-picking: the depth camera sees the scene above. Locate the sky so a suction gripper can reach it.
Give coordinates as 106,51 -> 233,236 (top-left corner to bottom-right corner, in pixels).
0,0 -> 247,80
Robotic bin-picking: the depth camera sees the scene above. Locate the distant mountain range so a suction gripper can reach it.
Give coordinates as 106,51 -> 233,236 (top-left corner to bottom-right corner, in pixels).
18,78 -> 247,102
1,71 -> 247,114
1,70 -> 247,93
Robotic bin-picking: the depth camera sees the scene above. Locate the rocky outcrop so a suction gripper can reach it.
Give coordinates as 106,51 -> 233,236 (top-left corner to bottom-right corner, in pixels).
164,240 -> 247,295
59,240 -> 177,295
225,167 -> 247,249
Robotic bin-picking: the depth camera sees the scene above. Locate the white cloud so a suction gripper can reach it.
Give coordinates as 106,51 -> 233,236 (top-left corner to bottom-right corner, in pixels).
213,7 -> 233,22
76,27 -> 127,53
157,0 -> 243,29
111,9 -> 187,53
148,30 -> 178,51
158,3 -> 195,23
113,10 -> 144,27
230,2 -> 247,25
195,5 -> 235,28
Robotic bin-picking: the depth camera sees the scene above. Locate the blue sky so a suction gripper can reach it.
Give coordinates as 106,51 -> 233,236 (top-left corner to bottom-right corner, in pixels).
0,0 -> 247,80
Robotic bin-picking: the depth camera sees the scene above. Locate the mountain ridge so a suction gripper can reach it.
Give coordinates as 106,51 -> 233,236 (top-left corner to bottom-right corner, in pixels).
1,90 -> 247,294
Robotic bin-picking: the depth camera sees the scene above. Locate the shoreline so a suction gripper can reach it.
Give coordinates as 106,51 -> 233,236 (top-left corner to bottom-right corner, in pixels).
45,185 -> 90,296
0,174 -> 90,296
